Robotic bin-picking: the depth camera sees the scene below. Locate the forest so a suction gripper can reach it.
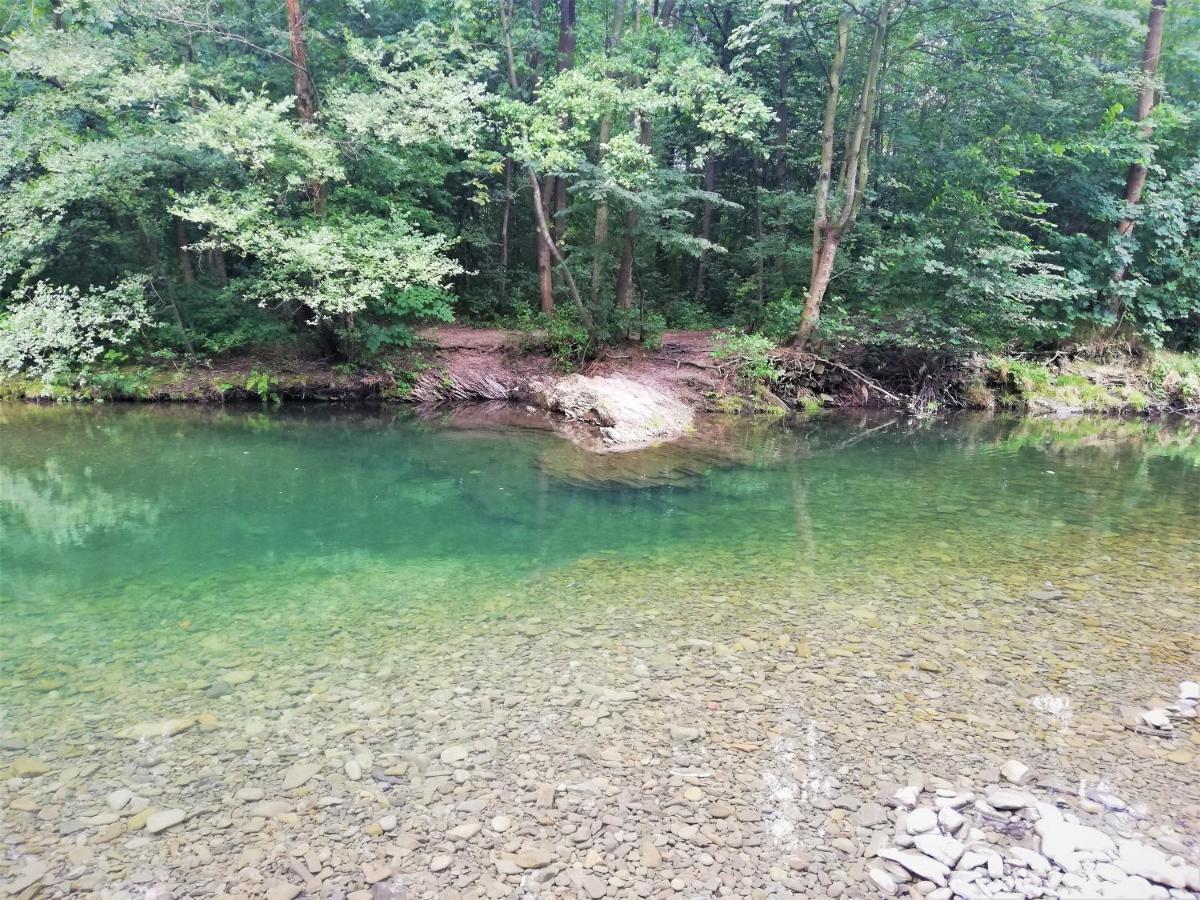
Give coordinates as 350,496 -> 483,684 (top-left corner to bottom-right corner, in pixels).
1,0 -> 1198,387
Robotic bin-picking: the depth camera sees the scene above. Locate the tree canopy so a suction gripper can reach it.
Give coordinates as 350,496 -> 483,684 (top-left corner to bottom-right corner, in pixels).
2,0 -> 1198,379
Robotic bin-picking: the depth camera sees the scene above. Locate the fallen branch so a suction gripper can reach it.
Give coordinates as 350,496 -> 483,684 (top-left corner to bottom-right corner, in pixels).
812,355 -> 905,405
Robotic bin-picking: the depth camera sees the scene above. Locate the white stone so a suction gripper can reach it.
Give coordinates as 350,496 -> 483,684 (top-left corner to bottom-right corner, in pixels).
145,808 -> 186,834
906,808 -> 938,835
868,868 -> 898,895
1000,760 -> 1032,785
934,792 -> 973,811
491,815 -> 513,833
892,785 -> 920,809
282,762 -> 321,790
1140,708 -> 1172,730
913,834 -> 964,868
1008,846 -> 1050,875
986,788 -> 1036,810
879,848 -> 950,886
344,759 -> 362,781
938,806 -> 965,835
1116,840 -> 1198,890
1180,681 -> 1200,701
107,789 -> 133,811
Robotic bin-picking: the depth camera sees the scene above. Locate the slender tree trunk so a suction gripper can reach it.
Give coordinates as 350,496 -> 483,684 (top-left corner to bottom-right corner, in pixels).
206,248 -> 229,287
693,157 -> 719,298
1110,0 -> 1168,296
552,0 -> 576,244
590,116 -> 613,306
538,176 -> 555,314
284,0 -> 325,217
589,0 -> 627,307
499,158 -> 512,301
528,168 -> 595,334
175,217 -> 196,286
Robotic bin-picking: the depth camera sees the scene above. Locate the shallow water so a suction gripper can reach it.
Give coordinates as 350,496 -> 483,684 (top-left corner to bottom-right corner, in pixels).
1,403 -> 1198,898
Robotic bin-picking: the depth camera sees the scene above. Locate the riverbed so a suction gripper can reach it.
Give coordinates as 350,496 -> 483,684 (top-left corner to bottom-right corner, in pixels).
1,404 -> 1197,898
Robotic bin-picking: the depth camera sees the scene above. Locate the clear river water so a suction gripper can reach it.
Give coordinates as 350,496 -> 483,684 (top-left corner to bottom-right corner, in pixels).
1,403 -> 1198,899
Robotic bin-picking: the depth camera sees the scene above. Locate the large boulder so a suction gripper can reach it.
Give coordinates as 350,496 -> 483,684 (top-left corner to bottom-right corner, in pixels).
532,374 -> 694,449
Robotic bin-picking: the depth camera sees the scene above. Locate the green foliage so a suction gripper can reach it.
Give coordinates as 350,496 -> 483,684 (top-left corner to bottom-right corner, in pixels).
244,369 -> 281,405
710,329 -> 781,385
0,278 -> 152,381
1,0 -> 1198,369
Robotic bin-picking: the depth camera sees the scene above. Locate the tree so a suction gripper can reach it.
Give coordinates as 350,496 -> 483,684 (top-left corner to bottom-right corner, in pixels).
795,2 -> 890,346
1110,0 -> 1169,297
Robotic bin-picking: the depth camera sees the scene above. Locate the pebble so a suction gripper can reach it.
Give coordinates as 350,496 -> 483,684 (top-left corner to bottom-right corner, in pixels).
430,854 -> 452,872
490,814 -> 513,832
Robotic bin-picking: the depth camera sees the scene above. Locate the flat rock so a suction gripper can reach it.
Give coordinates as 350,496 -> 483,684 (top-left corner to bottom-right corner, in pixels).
986,788 -> 1036,810
282,762 -> 321,790
515,847 -> 555,869
448,821 -> 482,841
879,848 -> 950,886
145,808 -> 186,834
118,718 -> 196,740
11,757 -> 51,777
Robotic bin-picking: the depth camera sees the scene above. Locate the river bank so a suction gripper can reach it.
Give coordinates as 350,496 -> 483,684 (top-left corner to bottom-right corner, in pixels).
1,328 -> 1197,443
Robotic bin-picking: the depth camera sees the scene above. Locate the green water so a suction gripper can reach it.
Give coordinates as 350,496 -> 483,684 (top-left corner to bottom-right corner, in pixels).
3,402 -> 1197,708
2,403 -> 1199,894
2,405 -> 1198,667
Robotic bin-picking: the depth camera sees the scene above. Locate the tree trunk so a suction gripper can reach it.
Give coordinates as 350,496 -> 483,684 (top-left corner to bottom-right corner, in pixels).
527,168 -> 595,335
615,113 -> 650,311
538,176 -> 555,314
693,157 -> 719,298
499,158 -> 512,301
175,217 -> 196,286
551,0 -> 576,245
284,0 -> 325,216
1111,0 -> 1168,295
590,116 -> 613,307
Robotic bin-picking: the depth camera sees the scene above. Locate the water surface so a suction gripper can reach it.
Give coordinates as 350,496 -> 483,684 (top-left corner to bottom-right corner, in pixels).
1,404 -> 1197,896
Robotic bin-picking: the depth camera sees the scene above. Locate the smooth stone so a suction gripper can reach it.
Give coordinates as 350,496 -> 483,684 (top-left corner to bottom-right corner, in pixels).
11,757 -> 51,777
266,885 -> 302,900
869,868 -> 898,896
430,854 -> 453,873
986,788 -> 1036,810
440,744 -> 469,764
145,808 -> 187,834
235,787 -> 265,802
490,815 -> 513,833
448,821 -> 481,841
282,762 -> 321,790
879,848 -> 950,887
1165,749 -> 1194,765
856,801 -> 888,827
1000,760 -> 1032,785
913,834 -> 964,867
107,788 -> 133,811
641,839 -> 662,868
906,808 -> 938,834
515,847 -> 555,869
669,724 -> 702,742
119,718 -> 195,740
